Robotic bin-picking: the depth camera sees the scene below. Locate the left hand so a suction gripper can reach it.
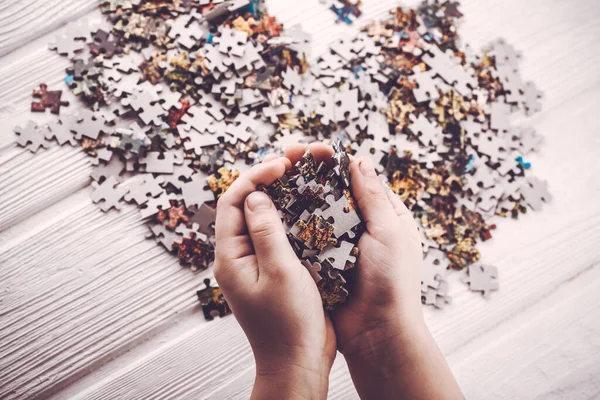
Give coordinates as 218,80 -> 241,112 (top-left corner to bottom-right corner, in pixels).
213,148 -> 337,400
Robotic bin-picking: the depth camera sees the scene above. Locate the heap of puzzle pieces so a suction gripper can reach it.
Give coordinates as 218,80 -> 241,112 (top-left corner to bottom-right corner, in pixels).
13,0 -> 551,311
260,141 -> 364,310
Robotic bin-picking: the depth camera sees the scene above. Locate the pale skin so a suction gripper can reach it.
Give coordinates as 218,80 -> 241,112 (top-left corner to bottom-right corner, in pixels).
214,142 -> 463,400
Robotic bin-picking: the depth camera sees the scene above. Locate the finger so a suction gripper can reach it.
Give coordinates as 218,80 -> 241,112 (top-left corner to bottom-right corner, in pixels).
284,142 -> 334,165
213,235 -> 257,290
283,143 -> 308,163
214,158 -> 291,289
262,153 -> 279,163
244,191 -> 298,279
215,232 -> 254,262
307,142 -> 334,163
385,183 -> 411,217
216,158 -> 289,247
349,157 -> 397,237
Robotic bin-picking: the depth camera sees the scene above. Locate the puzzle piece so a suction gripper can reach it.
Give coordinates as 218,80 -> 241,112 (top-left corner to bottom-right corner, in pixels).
46,117 -> 78,146
334,87 -> 360,122
94,147 -> 114,164
407,113 -> 443,147
485,38 -> 522,69
188,203 -> 217,237
196,279 -> 231,321
147,222 -> 181,251
422,45 -> 476,96
90,29 -> 122,58
68,58 -> 103,81
49,33 -> 85,59
207,167 -> 240,198
421,278 -> 452,309
181,173 -> 215,208
14,120 -> 50,153
140,192 -> 176,219
282,67 -> 303,95
332,140 -> 351,188
461,263 -> 499,298
168,14 -> 204,49
421,248 -> 449,291
121,90 -> 166,126
317,240 -> 357,271
139,151 -> 184,174
315,90 -> 335,125
183,130 -> 221,155
515,126 -> 543,154
520,177 -> 552,211
160,162 -> 195,189
91,156 -> 126,182
72,110 -> 109,140
217,27 -> 248,57
489,99 -> 511,133
31,84 -> 69,114
225,111 -> 259,144
301,259 -> 323,283
523,81 -> 543,116
316,193 -> 361,238
124,174 -> 165,205
111,122 -> 152,154
175,223 -> 208,242
179,105 -> 217,134
291,214 -> 336,250
410,66 -> 441,103
90,176 -> 129,212
330,0 -> 362,25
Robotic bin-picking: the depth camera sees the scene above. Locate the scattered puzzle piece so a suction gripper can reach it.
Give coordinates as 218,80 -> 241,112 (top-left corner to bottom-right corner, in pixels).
31,84 -> 69,114
14,120 -> 50,153
90,176 -> 129,211
461,263 -> 499,298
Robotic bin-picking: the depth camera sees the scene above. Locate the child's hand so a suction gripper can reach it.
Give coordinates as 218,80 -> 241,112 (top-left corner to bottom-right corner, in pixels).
213,153 -> 336,400
284,143 -> 462,399
330,155 -> 426,358
283,143 -> 424,358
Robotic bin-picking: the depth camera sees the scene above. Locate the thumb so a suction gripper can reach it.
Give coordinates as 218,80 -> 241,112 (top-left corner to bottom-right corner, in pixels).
350,157 -> 397,237
244,191 -> 299,278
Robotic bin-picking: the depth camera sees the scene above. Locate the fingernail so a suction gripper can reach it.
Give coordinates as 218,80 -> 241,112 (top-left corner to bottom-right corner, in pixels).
246,191 -> 272,211
359,158 -> 376,177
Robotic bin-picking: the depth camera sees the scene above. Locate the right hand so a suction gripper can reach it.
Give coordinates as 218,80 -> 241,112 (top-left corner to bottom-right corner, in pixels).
284,144 -> 426,362
285,144 -> 463,400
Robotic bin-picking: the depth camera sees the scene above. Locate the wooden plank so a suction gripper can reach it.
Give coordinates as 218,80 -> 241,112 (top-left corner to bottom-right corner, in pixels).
0,195 -> 215,399
0,0 -> 97,57
326,264 -> 600,400
449,262 -> 600,399
48,198 -> 600,399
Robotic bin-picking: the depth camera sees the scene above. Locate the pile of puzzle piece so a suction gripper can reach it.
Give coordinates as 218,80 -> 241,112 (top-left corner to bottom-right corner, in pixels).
13,0 -> 551,312
260,142 -> 363,309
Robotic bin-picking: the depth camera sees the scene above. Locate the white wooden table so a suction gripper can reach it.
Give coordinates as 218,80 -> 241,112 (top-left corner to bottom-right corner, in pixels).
1,0 -> 599,398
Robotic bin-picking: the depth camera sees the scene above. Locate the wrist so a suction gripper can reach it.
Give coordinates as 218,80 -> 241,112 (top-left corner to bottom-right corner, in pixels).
252,348 -> 331,400
341,306 -> 428,367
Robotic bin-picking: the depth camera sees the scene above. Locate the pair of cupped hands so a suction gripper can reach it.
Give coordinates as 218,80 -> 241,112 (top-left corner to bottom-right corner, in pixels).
213,143 -> 461,399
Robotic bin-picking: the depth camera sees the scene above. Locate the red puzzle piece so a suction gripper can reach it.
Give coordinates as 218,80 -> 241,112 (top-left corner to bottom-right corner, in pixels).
31,83 -> 69,114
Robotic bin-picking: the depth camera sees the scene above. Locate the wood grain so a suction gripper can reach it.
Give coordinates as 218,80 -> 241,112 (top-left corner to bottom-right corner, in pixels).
0,0 -> 97,57
0,0 -> 599,399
